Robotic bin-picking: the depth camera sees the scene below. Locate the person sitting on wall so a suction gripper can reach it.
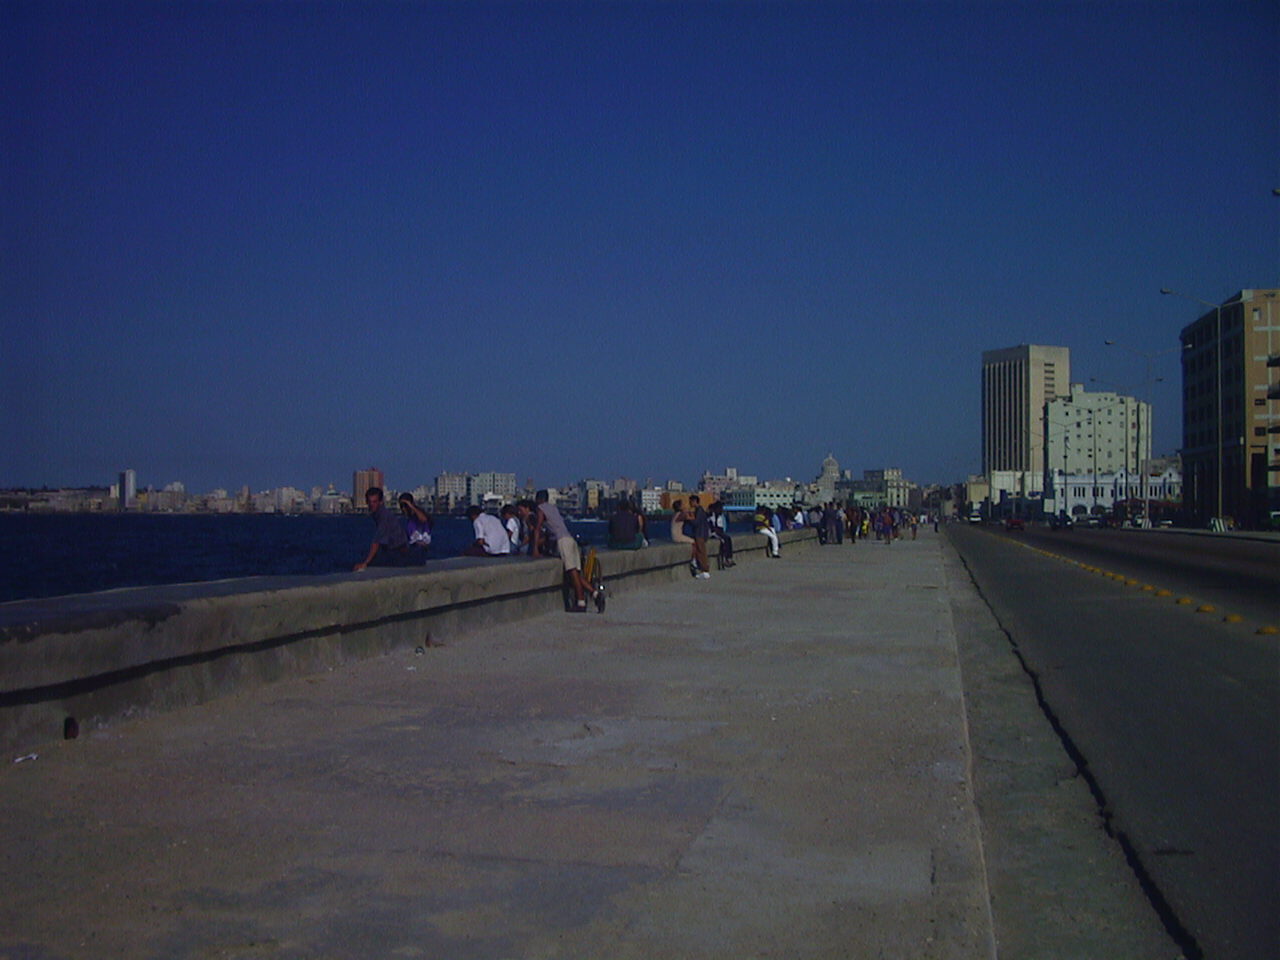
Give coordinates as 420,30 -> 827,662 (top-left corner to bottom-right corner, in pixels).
753,505 -> 781,558
398,492 -> 433,555
501,503 -> 524,555
355,487 -> 420,570
709,500 -> 735,566
670,500 -> 693,544
463,505 -> 513,557
607,500 -> 645,549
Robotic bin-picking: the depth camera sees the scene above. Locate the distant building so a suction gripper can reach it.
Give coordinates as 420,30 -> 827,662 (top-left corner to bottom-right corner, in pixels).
471,471 -> 517,507
639,487 -> 665,513
810,454 -> 842,502
353,468 -> 383,509
982,344 -> 1071,497
841,468 -> 914,509
117,469 -> 137,511
698,467 -> 757,499
1178,289 -> 1279,526
1049,462 -> 1182,520
578,478 -> 607,513
738,482 -> 800,511
434,472 -> 469,511
1043,384 -> 1150,513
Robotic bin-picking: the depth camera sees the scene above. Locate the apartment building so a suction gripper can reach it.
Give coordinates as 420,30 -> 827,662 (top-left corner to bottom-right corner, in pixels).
1179,289 -> 1279,526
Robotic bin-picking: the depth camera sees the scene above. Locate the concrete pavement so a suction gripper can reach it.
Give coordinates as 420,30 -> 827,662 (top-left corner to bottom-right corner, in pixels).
1,532 -> 1178,959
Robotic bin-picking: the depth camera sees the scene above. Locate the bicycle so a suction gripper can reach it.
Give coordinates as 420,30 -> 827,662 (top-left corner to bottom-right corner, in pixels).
581,543 -> 606,612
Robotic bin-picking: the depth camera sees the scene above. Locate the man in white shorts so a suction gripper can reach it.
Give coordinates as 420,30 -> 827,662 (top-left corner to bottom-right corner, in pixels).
531,489 -> 604,612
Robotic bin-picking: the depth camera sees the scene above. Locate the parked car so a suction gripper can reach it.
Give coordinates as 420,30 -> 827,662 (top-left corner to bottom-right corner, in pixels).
1048,514 -> 1074,531
1004,517 -> 1025,531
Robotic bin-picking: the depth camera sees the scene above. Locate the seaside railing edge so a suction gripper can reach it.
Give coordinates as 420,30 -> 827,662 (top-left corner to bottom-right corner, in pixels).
1,528 -> 816,755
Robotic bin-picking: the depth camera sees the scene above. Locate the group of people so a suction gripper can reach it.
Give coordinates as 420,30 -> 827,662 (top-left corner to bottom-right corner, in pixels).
667,495 -> 734,578
352,487 -> 434,571
355,485 -> 924,612
801,502 -> 922,545
354,486 -> 605,612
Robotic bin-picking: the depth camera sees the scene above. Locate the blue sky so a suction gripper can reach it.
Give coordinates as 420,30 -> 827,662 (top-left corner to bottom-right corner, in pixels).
3,0 -> 1277,494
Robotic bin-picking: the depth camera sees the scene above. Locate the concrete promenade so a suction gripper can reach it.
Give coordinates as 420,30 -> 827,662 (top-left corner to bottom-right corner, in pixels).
2,533 -> 1176,959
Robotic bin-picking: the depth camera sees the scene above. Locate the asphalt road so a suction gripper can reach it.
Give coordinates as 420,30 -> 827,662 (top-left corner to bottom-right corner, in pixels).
946,523 -> 1279,960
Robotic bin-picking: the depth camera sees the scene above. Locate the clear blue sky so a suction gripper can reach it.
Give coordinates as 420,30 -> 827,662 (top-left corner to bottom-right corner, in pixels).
3,1 -> 1277,494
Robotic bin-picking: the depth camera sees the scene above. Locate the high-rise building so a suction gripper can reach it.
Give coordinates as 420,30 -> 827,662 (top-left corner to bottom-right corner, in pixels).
982,345 -> 1071,487
353,468 -> 384,509
1178,289 -> 1280,526
117,469 -> 137,510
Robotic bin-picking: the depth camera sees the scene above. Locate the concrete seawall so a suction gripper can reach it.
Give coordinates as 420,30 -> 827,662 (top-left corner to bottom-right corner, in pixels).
0,528 -> 816,754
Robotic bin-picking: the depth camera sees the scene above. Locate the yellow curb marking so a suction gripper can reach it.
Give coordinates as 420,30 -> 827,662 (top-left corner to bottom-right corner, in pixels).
998,536 -> 1273,635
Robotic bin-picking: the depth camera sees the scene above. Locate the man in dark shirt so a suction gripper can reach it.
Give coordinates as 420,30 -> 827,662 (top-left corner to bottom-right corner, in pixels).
689,494 -> 711,579
607,501 -> 645,549
354,487 -> 416,570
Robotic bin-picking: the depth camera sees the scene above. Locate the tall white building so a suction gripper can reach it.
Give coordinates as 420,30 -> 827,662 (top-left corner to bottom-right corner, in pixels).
1044,384 -> 1151,479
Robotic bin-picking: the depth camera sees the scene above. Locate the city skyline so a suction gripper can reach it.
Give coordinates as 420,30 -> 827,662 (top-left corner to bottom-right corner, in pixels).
4,3 -> 1276,493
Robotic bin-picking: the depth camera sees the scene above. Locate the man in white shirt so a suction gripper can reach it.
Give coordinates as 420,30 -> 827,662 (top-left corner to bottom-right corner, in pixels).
463,506 -> 512,557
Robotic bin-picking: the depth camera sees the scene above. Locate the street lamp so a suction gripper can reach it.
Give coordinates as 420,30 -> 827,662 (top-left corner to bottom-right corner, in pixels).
1161,288 -> 1224,526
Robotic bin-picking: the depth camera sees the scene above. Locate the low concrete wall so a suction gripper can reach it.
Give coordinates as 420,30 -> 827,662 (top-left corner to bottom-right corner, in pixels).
0,528 -> 816,754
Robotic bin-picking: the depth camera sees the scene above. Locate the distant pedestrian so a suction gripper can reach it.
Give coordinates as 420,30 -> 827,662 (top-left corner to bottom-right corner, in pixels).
822,503 -> 839,545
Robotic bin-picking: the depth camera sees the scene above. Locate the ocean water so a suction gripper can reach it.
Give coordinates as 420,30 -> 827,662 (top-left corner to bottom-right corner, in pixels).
0,513 -> 629,604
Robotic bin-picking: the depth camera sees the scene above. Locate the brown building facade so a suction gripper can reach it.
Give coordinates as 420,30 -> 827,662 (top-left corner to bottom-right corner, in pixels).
1179,289 -> 1280,527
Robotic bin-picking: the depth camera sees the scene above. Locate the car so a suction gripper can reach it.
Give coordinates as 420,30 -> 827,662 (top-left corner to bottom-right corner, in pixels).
1004,517 -> 1025,531
1048,514 -> 1074,531
967,513 -> 983,524
1082,516 -> 1102,528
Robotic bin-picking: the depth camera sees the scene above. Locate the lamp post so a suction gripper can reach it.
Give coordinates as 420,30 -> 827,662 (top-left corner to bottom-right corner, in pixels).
1161,288 -> 1223,526
1102,342 -> 1180,527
